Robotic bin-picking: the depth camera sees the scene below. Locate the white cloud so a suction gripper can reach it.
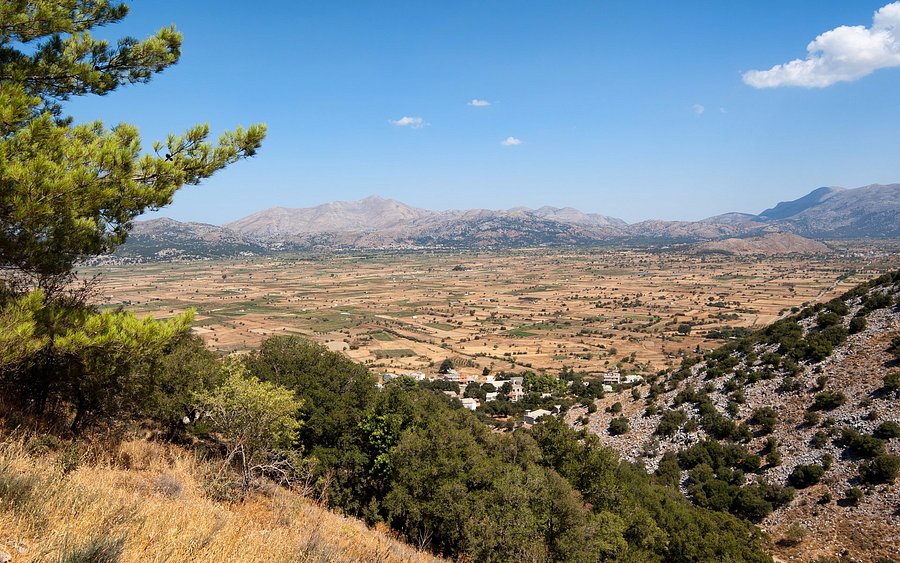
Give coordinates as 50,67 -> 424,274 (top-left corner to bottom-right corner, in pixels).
501,136 -> 522,146
390,116 -> 426,128
743,2 -> 900,88
468,99 -> 491,107
692,104 -> 705,115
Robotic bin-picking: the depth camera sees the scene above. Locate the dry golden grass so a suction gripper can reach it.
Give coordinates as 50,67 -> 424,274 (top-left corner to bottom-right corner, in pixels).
0,434 -> 440,563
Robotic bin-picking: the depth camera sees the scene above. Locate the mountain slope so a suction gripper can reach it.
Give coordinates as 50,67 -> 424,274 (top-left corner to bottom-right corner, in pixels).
225,195 -> 433,238
758,187 -> 844,221
567,272 -> 900,561
116,218 -> 266,260
767,184 -> 900,238
692,232 -> 831,255
116,183 -> 900,259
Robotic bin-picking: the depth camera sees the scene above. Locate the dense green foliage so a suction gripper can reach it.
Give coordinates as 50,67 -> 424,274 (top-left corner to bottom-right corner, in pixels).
241,337 -> 771,561
788,464 -> 826,488
194,363 -> 302,487
859,454 -> 900,485
676,439 -> 792,521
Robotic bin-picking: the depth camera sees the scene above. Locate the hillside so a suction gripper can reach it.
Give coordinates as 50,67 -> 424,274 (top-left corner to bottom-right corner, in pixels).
566,272 -> 900,561
116,183 -> 900,259
692,232 -> 831,255
762,184 -> 900,238
0,436 -> 439,563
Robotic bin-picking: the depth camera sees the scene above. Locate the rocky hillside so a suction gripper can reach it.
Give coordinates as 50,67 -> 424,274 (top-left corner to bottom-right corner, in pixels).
567,272 -> 900,561
225,195 -> 433,238
692,232 -> 831,255
759,184 -> 900,238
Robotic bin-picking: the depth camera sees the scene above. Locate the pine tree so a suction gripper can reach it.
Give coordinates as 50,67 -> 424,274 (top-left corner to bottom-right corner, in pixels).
0,1 -> 265,293
0,1 -> 265,426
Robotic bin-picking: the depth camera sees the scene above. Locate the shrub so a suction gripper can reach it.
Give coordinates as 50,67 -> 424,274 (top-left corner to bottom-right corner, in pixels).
884,371 -> 900,393
874,420 -> 900,440
813,391 -> 846,411
788,464 -> 825,488
848,316 -> 867,334
859,454 -> 900,485
841,428 -> 885,458
194,364 -> 302,488
810,431 -> 828,448
750,407 -> 778,434
608,417 -> 630,436
804,411 -> 822,427
655,409 -> 687,437
779,523 -> 807,546
844,487 -> 863,506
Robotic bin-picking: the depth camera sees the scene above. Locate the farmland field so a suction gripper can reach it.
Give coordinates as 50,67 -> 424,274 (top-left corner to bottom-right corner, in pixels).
85,244 -> 898,379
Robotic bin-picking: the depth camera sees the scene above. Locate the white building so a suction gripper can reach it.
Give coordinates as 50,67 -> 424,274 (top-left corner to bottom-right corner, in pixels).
461,397 -> 479,411
524,409 -> 552,425
602,372 -> 621,385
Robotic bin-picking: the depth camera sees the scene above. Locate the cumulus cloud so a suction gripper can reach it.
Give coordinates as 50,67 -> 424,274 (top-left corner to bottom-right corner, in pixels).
743,2 -> 900,88
500,137 -> 522,146
389,116 -> 426,128
468,99 -> 491,107
692,104 -> 705,115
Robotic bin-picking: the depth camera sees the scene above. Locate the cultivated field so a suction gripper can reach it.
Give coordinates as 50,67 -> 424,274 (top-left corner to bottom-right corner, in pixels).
85,244 -> 897,380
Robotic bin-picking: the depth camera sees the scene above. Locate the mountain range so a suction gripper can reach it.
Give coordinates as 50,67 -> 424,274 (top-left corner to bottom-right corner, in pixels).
118,183 -> 900,260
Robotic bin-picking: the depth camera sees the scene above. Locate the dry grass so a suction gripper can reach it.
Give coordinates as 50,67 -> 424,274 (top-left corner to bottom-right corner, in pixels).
0,433 -> 440,563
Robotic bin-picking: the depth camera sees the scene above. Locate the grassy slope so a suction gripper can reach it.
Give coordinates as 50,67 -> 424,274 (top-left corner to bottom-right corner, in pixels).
0,435 -> 440,563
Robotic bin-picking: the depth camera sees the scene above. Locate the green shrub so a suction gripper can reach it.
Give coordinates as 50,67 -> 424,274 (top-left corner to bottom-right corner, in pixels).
655,409 -> 687,437
844,487 -> 863,506
608,416 -> 629,436
813,390 -> 847,411
884,371 -> 900,393
810,431 -> 828,448
874,420 -> 900,440
859,454 -> 900,484
788,464 -> 825,488
841,428 -> 885,458
848,316 -> 867,334
750,407 -> 778,434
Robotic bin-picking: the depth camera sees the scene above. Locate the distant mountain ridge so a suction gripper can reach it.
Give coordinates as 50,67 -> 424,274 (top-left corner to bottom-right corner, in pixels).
114,183 -> 899,259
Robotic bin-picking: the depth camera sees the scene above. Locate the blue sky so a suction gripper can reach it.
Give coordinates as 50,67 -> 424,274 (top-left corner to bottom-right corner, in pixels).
66,1 -> 900,224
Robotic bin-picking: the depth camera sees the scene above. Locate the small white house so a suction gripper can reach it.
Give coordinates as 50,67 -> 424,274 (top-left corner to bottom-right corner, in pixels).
461,397 -> 479,411
524,409 -> 552,425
